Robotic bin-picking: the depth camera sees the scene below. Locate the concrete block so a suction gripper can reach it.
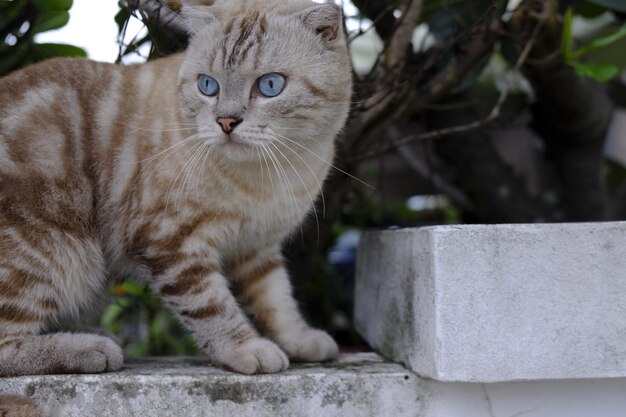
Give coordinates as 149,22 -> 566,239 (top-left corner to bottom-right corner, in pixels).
0,354 -> 421,417
354,222 -> 626,382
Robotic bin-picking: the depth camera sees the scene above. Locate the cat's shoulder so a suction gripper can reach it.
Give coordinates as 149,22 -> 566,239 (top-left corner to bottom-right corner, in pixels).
3,57 -> 117,81
0,58 -> 126,115
0,58 -> 123,98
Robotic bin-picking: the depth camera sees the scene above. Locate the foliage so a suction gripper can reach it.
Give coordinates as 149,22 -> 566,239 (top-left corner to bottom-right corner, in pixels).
101,281 -> 199,357
114,0 -> 188,62
0,0 -> 85,76
584,0 -> 626,13
562,7 -> 626,82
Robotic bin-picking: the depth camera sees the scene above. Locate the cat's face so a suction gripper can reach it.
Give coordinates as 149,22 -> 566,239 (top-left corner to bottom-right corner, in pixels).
177,0 -> 352,161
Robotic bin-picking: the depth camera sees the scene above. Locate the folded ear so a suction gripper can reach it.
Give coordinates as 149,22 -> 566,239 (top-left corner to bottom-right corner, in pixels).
164,0 -> 214,12
297,3 -> 342,44
129,0 -> 214,33
179,4 -> 215,33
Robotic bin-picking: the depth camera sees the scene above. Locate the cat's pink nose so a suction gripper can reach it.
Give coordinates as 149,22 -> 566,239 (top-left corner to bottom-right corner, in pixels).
216,116 -> 242,134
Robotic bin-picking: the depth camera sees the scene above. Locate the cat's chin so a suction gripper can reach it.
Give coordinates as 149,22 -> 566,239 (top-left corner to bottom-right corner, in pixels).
214,137 -> 259,161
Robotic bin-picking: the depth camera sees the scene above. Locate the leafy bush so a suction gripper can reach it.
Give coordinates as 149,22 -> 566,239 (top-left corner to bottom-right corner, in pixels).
0,0 -> 86,76
102,281 -> 199,357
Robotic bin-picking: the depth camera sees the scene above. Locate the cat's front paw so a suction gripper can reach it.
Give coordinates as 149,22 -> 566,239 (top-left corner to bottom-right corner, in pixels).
61,333 -> 124,373
216,337 -> 289,374
278,329 -> 339,362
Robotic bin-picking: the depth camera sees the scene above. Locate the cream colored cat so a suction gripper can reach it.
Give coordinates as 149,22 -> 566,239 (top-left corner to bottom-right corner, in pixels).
0,0 -> 352,375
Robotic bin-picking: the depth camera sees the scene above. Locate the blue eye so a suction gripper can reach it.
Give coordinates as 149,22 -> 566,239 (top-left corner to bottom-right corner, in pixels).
198,74 -> 219,97
257,73 -> 286,97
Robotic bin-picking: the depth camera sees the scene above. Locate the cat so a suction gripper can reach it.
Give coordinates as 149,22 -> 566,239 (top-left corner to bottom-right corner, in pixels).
0,395 -> 42,417
0,0 -> 352,376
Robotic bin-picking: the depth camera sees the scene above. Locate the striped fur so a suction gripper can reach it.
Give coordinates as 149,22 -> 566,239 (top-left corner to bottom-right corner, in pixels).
0,0 -> 351,376
0,395 -> 42,417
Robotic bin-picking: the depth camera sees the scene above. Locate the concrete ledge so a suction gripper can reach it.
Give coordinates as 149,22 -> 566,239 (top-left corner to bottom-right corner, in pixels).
0,354 -> 420,417
4,354 -> 626,417
354,222 -> 626,382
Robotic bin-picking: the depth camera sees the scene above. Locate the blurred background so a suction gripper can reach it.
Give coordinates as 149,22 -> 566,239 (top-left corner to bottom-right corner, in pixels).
2,0 -> 625,355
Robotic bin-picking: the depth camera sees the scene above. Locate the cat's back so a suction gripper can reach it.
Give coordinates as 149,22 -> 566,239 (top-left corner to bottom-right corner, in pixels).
0,59 -> 136,178
0,58 -> 126,151
0,58 -> 122,114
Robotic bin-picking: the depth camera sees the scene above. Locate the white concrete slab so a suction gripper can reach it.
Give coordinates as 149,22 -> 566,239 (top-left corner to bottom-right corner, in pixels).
427,377 -> 626,417
354,222 -> 626,382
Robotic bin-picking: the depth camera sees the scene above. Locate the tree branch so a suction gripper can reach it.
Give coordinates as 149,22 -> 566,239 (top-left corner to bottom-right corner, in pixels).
129,0 -> 188,34
393,130 -> 474,211
350,0 -> 398,40
513,0 -> 614,221
383,0 -> 424,71
355,14 -> 543,161
426,100 -> 557,222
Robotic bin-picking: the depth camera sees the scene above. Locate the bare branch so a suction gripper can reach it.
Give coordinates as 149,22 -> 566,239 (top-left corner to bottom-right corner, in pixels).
383,0 -> 424,71
355,13 -> 546,161
344,0 -> 426,158
396,141 -> 473,210
128,0 -> 188,34
129,0 -> 179,22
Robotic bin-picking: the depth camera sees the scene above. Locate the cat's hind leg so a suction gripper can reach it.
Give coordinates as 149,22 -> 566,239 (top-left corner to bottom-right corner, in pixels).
0,227 -> 123,377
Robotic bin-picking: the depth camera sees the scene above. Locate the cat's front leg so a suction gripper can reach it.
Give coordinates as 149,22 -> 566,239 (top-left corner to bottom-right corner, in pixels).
233,250 -> 339,362
152,255 -> 289,374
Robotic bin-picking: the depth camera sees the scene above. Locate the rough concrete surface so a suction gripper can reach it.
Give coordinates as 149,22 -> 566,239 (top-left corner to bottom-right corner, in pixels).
0,353 -> 424,417
3,354 -> 626,417
355,222 -> 626,382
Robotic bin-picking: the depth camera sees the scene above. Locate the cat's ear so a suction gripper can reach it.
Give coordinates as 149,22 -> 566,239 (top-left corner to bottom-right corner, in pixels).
130,0 -> 214,34
297,3 -> 343,44
179,5 -> 216,33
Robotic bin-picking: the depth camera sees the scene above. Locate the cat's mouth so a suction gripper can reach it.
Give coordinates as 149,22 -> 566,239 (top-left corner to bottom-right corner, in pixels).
220,133 -> 252,148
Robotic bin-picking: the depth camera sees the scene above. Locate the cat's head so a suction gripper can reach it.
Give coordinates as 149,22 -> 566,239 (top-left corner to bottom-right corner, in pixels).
176,0 -> 352,161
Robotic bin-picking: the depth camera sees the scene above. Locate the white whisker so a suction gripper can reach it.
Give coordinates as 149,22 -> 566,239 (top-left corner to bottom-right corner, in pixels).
259,144 -> 276,199
270,130 -> 378,191
196,142 -> 214,200
254,146 -> 265,192
270,134 -> 326,218
131,132 -> 202,167
131,133 -> 205,195
177,139 -> 209,212
164,141 -> 206,214
267,138 -> 319,241
262,142 -> 299,226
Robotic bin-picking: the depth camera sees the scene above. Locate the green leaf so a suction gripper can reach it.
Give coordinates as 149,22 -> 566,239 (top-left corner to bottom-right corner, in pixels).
571,61 -> 619,82
0,0 -> 28,28
584,0 -> 626,13
119,281 -> 148,297
115,6 -> 131,31
31,43 -> 87,60
562,8 -> 574,63
572,24 -> 626,58
101,304 -> 124,328
151,311 -> 168,340
576,2 -> 609,17
126,341 -> 149,358
31,11 -> 69,34
33,0 -> 73,12
0,41 -> 30,76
